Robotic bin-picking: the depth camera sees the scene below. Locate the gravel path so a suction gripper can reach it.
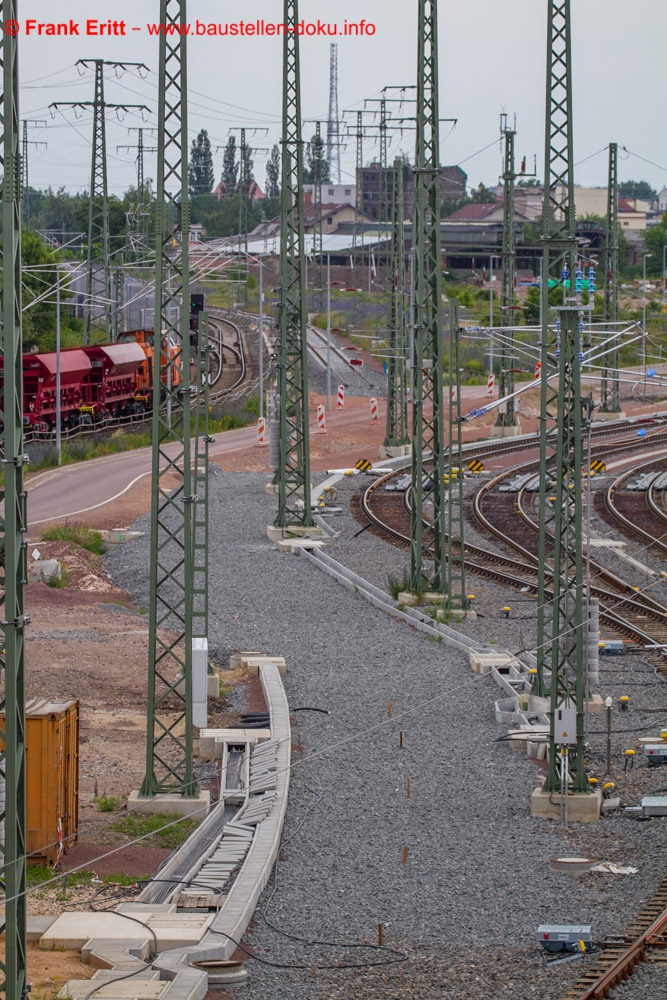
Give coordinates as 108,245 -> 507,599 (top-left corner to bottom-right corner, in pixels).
106,468 -> 667,999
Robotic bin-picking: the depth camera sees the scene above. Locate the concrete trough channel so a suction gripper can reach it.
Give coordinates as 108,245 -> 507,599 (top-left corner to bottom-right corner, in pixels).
45,662 -> 291,998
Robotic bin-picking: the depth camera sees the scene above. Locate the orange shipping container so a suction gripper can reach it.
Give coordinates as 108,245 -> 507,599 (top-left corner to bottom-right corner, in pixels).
0,699 -> 79,866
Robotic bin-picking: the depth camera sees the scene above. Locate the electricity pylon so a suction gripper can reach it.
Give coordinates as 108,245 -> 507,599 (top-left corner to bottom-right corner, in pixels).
600,142 -> 620,412
0,2 -> 28,994
20,119 -> 46,225
496,117 -> 518,429
193,312 -> 211,644
118,127 -> 157,261
445,301 -> 467,609
140,0 -> 198,800
536,0 -> 590,796
312,120 -> 325,312
273,0 -> 313,531
51,60 -> 148,343
410,0 -> 446,593
383,158 -> 409,453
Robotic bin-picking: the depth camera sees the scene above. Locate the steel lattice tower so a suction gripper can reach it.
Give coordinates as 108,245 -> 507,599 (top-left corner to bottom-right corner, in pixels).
140,0 -> 198,799
383,158 -> 409,451
238,128 -> 249,301
274,0 -> 313,530
536,0 -> 589,794
325,43 -> 341,183
600,142 -> 619,412
118,127 -> 157,261
410,0 -> 446,592
85,62 -> 111,342
445,301 -> 467,609
51,62 -> 147,343
20,119 -> 46,226
496,121 -> 518,429
312,121 -> 324,312
0,2 -> 28,993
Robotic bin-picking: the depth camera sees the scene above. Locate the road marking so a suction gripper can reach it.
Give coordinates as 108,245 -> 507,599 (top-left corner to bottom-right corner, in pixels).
28,470 -> 151,526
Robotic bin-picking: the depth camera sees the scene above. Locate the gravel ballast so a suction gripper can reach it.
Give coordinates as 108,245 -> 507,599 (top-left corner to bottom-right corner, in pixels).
105,468 -> 667,999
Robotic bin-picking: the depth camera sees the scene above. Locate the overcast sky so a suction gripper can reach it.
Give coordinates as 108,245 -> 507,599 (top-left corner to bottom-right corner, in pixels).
17,0 -> 667,199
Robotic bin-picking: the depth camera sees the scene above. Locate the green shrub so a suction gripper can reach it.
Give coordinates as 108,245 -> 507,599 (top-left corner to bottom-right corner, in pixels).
41,524 -> 106,555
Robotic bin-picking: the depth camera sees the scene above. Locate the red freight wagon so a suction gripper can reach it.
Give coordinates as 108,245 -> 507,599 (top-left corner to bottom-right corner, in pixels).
22,350 -> 92,428
81,342 -> 146,417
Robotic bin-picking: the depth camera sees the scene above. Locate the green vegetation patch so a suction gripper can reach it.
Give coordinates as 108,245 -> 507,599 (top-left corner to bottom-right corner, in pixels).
111,811 -> 201,850
41,524 -> 106,556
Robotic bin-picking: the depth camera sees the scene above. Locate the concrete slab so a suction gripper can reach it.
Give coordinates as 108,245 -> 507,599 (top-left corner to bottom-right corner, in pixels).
469,651 -> 518,674
530,787 -> 602,823
586,694 -> 605,714
126,790 -> 210,819
26,915 -> 57,942
229,651 -> 265,669
596,410 -> 626,421
101,529 -> 145,546
275,537 -> 326,554
41,911 -> 214,953
57,982 -> 165,999
397,591 -> 420,607
245,656 -> 286,678
206,673 -> 219,697
264,482 -> 279,494
199,727 -> 271,760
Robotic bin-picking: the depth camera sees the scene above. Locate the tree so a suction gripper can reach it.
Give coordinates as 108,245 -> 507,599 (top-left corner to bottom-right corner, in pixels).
469,182 -> 498,204
303,132 -> 329,185
189,129 -> 215,196
239,140 -> 255,201
266,144 -> 280,199
618,179 -> 657,202
221,135 -> 238,198
644,217 -> 667,276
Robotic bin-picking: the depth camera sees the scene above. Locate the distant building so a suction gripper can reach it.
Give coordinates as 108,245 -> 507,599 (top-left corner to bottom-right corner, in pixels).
356,163 -> 468,222
304,183 -> 355,206
446,202 -> 531,224
657,188 -> 667,213
213,179 -> 264,201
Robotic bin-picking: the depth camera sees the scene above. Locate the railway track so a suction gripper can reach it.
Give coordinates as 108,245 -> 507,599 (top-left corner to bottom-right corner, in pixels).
559,878 -> 667,999
359,430 -> 667,674
358,430 -> 667,999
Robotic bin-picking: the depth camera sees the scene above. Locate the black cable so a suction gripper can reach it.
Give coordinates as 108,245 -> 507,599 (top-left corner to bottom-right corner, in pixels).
292,707 -> 330,714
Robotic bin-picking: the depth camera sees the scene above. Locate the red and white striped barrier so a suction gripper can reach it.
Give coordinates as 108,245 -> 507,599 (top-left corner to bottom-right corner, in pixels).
451,386 -> 457,401
534,361 -> 541,379
486,373 -> 495,396
256,416 -> 266,446
317,404 -> 326,433
337,384 -> 345,408
369,397 -> 379,424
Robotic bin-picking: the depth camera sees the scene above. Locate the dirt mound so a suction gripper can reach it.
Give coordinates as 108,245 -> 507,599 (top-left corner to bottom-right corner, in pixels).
29,540 -> 121,595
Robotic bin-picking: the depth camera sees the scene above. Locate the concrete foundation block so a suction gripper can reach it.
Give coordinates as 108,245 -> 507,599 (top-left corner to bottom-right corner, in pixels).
378,444 -> 411,458
29,559 -> 61,584
100,529 -> 145,546
126,790 -> 210,819
586,694 -> 605,714
397,591 -> 421,607
530,787 -> 602,823
445,608 -> 476,621
488,423 -> 522,438
207,673 -> 219,697
596,410 -> 626,421
264,482 -> 280,494
267,524 -> 325,541
423,592 -> 446,604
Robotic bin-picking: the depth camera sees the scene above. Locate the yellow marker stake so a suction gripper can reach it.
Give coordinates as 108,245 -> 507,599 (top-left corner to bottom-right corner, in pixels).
402,845 -> 408,864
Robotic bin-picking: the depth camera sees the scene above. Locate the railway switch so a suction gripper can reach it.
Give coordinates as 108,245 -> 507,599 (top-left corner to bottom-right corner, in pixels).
537,925 -> 592,954
644,744 -> 667,767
